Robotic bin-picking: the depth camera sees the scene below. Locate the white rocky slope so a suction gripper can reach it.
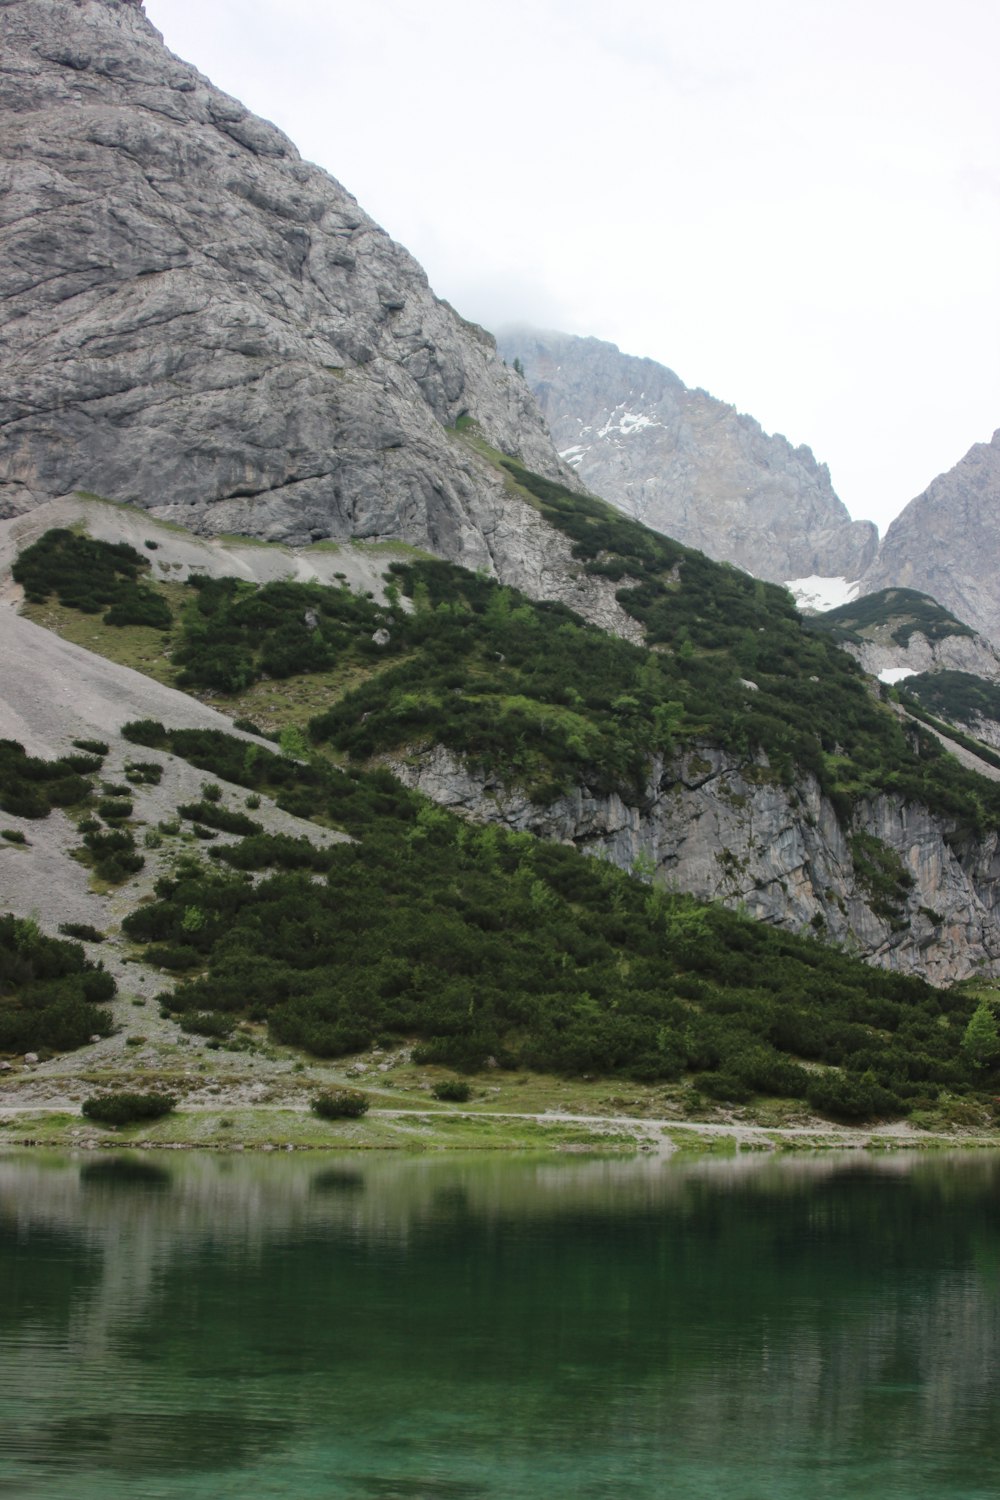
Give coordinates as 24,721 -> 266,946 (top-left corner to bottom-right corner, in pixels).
498,327 -> 878,586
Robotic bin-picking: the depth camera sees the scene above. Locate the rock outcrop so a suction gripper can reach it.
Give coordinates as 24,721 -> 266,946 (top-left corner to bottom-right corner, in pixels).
862,430 -> 1000,646
498,327 -> 878,586
847,625 -> 1000,687
0,0 -> 580,583
387,744 -> 1000,985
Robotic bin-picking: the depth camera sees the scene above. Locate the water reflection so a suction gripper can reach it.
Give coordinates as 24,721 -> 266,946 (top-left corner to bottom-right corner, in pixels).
2,1149 -> 1000,1499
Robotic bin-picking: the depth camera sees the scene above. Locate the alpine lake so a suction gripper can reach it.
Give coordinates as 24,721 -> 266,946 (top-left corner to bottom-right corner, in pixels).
2,1146 -> 999,1500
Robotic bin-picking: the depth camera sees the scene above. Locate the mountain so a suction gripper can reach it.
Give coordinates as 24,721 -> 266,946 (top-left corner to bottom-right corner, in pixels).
811,588 -> 1000,685
0,0 -> 632,626
6,1 -> 1000,1129
497,327 -> 878,588
862,431 -> 1000,645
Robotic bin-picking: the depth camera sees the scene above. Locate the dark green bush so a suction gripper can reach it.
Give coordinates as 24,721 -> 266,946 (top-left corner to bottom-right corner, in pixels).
1,739 -> 93,820
72,739 -> 108,756
177,801 -> 262,836
2,829 -> 27,845
0,914 -> 115,1053
311,1089 -> 370,1120
98,797 -> 133,823
81,1092 -> 176,1125
178,1010 -> 234,1038
432,1078 -> 472,1102
121,719 -> 168,748
124,761 -> 163,785
58,923 -> 105,943
146,943 -> 203,971
13,529 -> 170,629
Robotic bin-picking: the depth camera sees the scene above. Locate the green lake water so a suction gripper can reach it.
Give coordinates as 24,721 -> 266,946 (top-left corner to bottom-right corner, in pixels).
2,1147 -> 999,1499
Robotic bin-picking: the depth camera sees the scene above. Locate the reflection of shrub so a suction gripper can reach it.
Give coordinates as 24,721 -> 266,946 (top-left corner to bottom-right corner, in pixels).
82,1092 -> 176,1125
432,1078 -> 471,1102
311,1089 -> 370,1119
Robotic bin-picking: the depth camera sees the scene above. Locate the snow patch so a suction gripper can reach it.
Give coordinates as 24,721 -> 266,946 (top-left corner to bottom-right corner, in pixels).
559,445 -> 589,467
596,403 -> 661,440
786,575 -> 860,613
878,667 -> 918,685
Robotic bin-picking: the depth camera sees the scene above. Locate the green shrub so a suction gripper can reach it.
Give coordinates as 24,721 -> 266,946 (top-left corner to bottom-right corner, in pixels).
81,1091 -> 176,1125
146,943 -> 203,971
13,529 -> 170,628
311,1089 -> 370,1120
58,922 -> 105,943
72,739 -> 108,756
0,914 -> 114,1053
432,1078 -> 472,1102
177,801 -> 262,836
121,719 -> 168,748
125,761 -> 163,785
178,1010 -> 234,1038
1,829 -> 27,845
98,797 -> 133,822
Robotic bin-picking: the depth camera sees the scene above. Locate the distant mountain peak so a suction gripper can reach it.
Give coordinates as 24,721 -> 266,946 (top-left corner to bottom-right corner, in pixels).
498,327 -> 878,586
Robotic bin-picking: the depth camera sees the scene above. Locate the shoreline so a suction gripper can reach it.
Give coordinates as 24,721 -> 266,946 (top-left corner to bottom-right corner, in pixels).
2,1099 -> 999,1156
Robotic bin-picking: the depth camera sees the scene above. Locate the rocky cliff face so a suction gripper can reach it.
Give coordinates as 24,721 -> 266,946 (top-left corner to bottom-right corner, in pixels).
387,743 -> 1000,985
846,625 -> 1000,687
862,431 -> 1000,646
498,327 -> 879,587
0,0 -> 582,584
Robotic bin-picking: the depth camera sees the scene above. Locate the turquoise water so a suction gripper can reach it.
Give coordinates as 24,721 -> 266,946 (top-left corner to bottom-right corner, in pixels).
2,1148 -> 999,1498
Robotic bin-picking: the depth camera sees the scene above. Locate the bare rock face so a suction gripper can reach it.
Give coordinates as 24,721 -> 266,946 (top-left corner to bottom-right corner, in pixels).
847,626 -> 1000,687
0,0 -> 573,575
498,327 -> 878,586
862,431 -> 1000,646
386,744 -> 1000,984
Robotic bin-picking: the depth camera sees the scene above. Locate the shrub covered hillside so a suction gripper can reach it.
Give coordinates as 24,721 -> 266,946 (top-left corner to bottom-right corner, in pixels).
118,722 -> 997,1121
808,588 -> 975,649
18,509 -> 1000,841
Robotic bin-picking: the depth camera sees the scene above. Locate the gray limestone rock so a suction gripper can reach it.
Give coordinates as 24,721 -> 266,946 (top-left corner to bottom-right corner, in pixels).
0,0 -> 578,586
499,327 -> 878,586
862,431 -> 1000,646
847,625 -> 1000,687
385,743 -> 1000,984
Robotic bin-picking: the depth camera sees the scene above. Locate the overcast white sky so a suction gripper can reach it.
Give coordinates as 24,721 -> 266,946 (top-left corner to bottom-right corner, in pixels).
143,0 -> 1000,534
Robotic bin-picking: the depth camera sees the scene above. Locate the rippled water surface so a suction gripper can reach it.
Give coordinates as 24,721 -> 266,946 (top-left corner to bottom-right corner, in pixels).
2,1148 -> 1000,1499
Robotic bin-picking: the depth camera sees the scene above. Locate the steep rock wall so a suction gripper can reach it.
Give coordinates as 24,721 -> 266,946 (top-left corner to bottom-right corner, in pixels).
387,744 -> 1000,985
863,430 -> 1000,646
0,1 -> 587,593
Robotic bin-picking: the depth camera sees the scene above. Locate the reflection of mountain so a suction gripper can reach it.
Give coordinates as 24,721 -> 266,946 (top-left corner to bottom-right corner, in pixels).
3,1153 -> 1000,1490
